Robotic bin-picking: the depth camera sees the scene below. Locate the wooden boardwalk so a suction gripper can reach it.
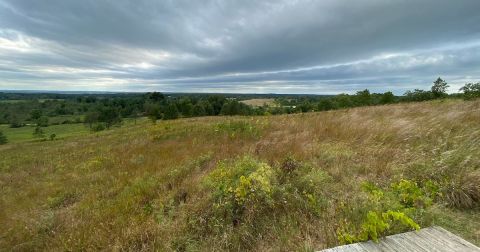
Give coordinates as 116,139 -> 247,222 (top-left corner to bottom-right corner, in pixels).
320,226 -> 480,252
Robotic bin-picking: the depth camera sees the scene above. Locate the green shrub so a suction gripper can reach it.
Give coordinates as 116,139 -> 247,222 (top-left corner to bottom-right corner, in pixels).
0,131 -> 7,145
91,123 -> 106,132
196,155 -> 330,248
338,179 -> 437,244
33,126 -> 45,138
460,82 -> 480,100
391,179 -> 438,208
338,210 -> 420,244
204,156 -> 275,226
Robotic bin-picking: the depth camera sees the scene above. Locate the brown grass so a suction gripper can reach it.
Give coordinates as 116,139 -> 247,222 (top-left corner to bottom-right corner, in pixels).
0,99 -> 479,251
240,98 -> 277,107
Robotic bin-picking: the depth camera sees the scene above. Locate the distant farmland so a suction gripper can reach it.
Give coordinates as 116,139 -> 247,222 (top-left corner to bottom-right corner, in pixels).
240,98 -> 277,107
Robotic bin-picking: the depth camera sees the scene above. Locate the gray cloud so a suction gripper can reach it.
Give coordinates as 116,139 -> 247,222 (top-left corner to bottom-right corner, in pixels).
0,0 -> 480,93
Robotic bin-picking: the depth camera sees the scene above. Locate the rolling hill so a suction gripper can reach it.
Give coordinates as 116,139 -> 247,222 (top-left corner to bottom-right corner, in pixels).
1,99 -> 479,251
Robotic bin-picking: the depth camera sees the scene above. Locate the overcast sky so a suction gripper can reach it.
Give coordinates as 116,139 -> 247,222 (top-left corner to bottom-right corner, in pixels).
1,0 -> 480,94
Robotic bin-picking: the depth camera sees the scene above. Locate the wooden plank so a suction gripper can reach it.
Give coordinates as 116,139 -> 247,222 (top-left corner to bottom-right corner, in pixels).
317,226 -> 480,252
382,234 -> 428,252
357,241 -> 383,252
389,232 -> 436,252
429,227 -> 480,252
414,227 -> 461,251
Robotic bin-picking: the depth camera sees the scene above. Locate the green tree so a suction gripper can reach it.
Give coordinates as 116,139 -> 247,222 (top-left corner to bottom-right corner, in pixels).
404,89 -> 433,101
334,94 -> 354,108
147,92 -> 165,102
0,131 -> 7,144
37,116 -> 49,127
9,115 -> 22,128
163,103 -> 179,120
30,109 -> 42,120
33,126 -> 45,138
208,95 -> 227,115
460,82 -> 480,100
431,77 -> 449,98
84,111 -> 100,129
317,98 -> 335,111
99,107 -> 121,128
355,89 -> 372,106
192,104 -> 206,116
144,103 -> 162,122
380,91 -> 395,104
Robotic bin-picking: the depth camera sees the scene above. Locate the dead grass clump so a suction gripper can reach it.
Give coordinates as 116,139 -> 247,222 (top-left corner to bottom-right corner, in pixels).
443,171 -> 480,209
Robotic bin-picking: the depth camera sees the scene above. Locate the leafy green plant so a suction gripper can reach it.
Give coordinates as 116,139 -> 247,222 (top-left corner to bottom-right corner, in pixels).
338,210 -> 420,244
391,179 -> 440,208
338,179 -> 437,244
204,156 -> 275,226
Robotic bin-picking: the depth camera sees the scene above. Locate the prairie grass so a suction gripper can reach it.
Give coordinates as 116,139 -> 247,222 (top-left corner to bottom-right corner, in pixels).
0,99 -> 479,251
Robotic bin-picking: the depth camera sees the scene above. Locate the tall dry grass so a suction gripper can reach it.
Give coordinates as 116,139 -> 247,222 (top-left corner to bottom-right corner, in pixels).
0,99 -> 479,251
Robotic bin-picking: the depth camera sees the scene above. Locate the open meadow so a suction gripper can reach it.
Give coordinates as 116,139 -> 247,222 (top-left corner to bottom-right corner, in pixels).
1,99 -> 479,251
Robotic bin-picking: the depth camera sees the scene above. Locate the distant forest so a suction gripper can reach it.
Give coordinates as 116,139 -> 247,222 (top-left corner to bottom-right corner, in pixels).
0,78 -> 479,131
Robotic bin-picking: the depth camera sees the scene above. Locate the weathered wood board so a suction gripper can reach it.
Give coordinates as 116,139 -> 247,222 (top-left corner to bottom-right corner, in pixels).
319,226 -> 480,252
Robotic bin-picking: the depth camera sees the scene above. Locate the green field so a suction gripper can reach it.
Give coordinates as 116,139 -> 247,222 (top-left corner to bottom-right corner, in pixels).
0,123 -> 89,143
0,117 -> 146,143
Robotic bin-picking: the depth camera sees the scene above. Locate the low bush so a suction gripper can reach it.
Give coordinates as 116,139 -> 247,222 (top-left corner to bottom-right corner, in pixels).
203,156 -> 276,227
186,156 -> 331,249
391,179 -> 439,208
338,210 -> 419,244
0,130 -> 7,144
443,171 -> 480,209
337,179 -> 437,244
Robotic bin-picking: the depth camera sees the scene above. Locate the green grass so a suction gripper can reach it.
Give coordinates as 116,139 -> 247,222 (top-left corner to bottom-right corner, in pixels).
0,123 -> 89,143
0,117 -> 147,143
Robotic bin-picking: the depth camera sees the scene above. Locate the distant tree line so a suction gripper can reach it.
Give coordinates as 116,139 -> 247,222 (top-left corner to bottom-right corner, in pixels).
0,78 -> 479,132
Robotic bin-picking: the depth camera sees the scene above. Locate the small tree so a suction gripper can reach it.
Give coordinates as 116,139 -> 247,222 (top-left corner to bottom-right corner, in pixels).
0,131 -> 7,144
145,103 -> 162,123
30,109 -> 42,120
355,89 -> 372,106
164,103 -> 179,120
33,126 -> 45,138
431,77 -> 449,98
192,104 -> 206,117
131,107 -> 141,125
9,115 -> 22,128
37,116 -> 49,127
84,111 -> 99,129
99,107 -> 121,128
49,133 -> 56,141
460,82 -> 480,100
380,91 -> 395,104
317,99 -> 335,111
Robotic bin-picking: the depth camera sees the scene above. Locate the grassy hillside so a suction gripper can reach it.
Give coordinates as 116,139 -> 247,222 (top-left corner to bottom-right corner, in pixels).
1,99 -> 479,251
